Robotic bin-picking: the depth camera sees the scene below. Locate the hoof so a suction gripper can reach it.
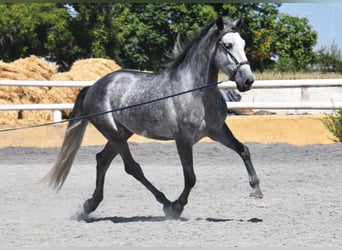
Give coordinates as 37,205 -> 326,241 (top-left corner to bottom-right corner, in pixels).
83,198 -> 97,215
250,188 -> 263,199
75,210 -> 89,221
163,201 -> 184,219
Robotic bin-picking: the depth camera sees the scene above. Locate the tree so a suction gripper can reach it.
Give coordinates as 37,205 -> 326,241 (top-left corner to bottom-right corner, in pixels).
169,3 -> 281,71
67,4 -> 123,64
110,3 -> 281,71
0,3 -> 318,72
217,3 -> 280,71
68,3 -> 219,70
69,3 -> 174,70
208,5 -> 318,73
114,3 -> 175,70
0,4 -> 76,70
271,13 -> 317,71
315,41 -> 342,73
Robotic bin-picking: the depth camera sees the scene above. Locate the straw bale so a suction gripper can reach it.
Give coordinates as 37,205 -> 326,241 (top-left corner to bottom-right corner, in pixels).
0,61 -> 30,80
11,55 -> 57,80
0,57 -> 121,124
0,112 -> 18,125
47,87 -> 80,103
70,58 -> 121,80
20,110 -> 52,123
50,72 -> 74,81
0,61 -> 17,74
0,86 -> 20,125
50,58 -> 121,81
0,86 -> 18,102
0,99 -> 18,125
0,56 -> 57,80
48,58 -> 121,118
0,56 -> 57,124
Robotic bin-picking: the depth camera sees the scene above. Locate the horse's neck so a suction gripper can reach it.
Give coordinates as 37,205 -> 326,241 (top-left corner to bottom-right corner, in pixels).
182,38 -> 218,87
208,63 -> 219,84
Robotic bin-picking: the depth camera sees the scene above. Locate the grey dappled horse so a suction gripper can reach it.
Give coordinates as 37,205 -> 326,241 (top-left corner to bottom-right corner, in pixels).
43,16 -> 263,218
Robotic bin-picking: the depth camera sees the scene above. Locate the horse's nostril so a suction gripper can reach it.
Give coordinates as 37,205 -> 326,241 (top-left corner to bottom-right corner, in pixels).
245,77 -> 254,88
249,78 -> 254,85
240,78 -> 254,92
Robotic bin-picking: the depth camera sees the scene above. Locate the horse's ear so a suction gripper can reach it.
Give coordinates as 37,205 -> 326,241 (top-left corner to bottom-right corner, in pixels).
216,16 -> 224,31
233,16 -> 243,30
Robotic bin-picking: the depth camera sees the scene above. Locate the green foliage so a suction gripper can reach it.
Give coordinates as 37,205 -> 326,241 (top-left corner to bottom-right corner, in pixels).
275,55 -> 297,73
272,13 -> 317,71
0,4 -> 75,70
115,4 -> 175,70
113,3 -> 218,70
68,4 -> 123,63
234,3 -> 281,72
322,109 -> 342,142
0,3 -> 320,72
315,41 -> 342,73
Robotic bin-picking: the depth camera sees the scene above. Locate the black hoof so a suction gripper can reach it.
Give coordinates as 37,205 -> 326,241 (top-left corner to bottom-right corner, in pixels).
83,198 -> 98,215
163,201 -> 184,219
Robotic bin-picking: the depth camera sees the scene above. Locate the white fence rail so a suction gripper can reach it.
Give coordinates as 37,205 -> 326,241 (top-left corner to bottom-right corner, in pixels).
1,79 -> 342,122
0,80 -> 93,87
220,78 -> 342,89
1,78 -> 342,88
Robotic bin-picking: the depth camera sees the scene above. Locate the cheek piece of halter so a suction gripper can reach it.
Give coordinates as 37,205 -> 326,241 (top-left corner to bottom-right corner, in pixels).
218,31 -> 250,81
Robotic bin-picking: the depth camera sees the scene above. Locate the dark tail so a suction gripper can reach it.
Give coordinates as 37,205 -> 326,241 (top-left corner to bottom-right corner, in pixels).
41,87 -> 90,190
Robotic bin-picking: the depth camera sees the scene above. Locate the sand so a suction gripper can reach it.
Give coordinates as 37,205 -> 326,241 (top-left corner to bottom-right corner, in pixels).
0,141 -> 341,247
0,115 -> 336,148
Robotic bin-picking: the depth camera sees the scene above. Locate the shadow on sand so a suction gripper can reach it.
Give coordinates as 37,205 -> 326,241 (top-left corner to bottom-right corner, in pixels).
79,215 -> 187,223
77,214 -> 262,224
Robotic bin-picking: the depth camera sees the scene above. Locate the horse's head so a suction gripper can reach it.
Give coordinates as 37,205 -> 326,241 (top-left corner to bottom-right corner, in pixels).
214,16 -> 255,92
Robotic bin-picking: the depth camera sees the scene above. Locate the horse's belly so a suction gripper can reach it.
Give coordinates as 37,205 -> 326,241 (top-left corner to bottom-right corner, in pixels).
117,105 -> 207,141
137,127 -> 175,140
115,92 -> 209,141
122,119 -> 176,140
117,106 -> 178,140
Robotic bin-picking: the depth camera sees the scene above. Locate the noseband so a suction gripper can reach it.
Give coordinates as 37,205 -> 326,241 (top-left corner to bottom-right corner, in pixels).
218,33 -> 250,81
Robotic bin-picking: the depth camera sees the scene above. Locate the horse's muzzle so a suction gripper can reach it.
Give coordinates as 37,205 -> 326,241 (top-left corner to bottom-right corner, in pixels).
238,77 -> 254,92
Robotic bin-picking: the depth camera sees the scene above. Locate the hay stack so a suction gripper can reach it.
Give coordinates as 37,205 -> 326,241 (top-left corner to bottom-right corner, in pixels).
0,57 -> 121,124
11,55 -> 57,80
0,90 -> 18,125
49,58 -> 122,103
0,55 -> 56,80
48,58 -> 121,117
0,56 -> 58,124
0,85 -> 51,124
51,58 -> 120,81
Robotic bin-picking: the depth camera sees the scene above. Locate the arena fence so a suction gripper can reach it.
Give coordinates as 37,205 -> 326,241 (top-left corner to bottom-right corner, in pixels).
1,79 -> 342,122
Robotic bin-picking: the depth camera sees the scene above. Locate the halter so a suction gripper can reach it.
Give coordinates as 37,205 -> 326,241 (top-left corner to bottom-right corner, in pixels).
218,31 -> 250,81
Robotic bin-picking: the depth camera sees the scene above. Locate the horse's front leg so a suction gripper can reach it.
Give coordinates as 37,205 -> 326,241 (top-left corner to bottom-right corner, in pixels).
163,140 -> 195,218
209,123 -> 263,199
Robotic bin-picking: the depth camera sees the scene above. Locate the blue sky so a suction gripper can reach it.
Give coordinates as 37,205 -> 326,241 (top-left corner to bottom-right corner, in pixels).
279,2 -> 342,51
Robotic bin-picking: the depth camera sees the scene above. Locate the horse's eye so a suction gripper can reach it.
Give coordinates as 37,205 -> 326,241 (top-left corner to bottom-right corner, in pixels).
224,43 -> 233,49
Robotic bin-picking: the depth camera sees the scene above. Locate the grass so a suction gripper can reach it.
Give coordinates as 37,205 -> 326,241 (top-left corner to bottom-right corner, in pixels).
254,71 -> 342,80
321,109 -> 342,142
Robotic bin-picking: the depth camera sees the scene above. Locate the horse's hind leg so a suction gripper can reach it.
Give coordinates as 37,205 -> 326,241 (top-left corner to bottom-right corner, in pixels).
83,142 -> 118,214
119,142 -> 171,210
209,124 -> 263,198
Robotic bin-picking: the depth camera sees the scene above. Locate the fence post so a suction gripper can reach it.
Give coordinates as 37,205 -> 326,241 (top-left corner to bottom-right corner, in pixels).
53,110 -> 62,123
